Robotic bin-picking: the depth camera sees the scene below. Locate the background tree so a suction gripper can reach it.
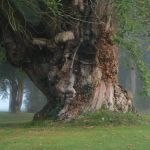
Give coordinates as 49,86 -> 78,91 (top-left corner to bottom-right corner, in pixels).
119,43 -> 150,112
0,61 -> 25,113
0,0 -> 149,120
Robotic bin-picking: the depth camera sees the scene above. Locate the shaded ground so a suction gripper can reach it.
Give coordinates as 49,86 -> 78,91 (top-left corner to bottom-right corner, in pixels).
0,112 -> 150,150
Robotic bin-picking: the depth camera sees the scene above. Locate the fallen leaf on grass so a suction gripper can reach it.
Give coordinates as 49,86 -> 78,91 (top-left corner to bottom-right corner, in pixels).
82,126 -> 95,129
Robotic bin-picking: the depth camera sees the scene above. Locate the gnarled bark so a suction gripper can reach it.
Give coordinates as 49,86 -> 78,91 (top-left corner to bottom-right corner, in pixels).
1,0 -> 134,120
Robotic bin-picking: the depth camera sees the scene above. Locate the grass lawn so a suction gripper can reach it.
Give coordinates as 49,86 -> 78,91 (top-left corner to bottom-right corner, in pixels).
0,112 -> 150,150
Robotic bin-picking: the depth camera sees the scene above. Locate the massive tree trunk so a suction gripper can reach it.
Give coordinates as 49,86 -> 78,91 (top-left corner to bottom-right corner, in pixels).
1,0 -> 133,120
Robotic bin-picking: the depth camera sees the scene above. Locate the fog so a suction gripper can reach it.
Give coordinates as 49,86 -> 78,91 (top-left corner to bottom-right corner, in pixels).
0,100 -> 9,111
0,97 -> 26,112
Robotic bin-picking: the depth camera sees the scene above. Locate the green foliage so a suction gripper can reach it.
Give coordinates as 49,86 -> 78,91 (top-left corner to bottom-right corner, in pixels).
115,0 -> 150,35
42,0 -> 62,15
114,0 -> 150,96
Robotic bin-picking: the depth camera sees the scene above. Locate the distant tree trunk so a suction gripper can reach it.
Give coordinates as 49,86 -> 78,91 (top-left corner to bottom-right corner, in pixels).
9,79 -> 24,113
16,79 -> 24,112
131,62 -> 136,97
1,0 -> 133,120
9,79 -> 18,113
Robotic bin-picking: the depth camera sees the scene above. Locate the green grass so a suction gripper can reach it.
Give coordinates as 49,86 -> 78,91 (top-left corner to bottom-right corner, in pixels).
0,112 -> 34,128
0,111 -> 150,150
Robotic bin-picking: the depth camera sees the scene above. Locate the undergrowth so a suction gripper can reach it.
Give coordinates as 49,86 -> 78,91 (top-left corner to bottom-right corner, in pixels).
0,111 -> 149,129
69,110 -> 144,127
27,110 -> 148,128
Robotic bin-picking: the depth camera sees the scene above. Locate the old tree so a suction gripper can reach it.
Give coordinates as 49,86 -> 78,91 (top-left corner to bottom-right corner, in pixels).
0,0 -> 150,120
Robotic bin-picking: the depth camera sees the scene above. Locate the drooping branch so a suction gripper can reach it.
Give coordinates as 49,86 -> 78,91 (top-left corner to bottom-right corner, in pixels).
55,31 -> 75,43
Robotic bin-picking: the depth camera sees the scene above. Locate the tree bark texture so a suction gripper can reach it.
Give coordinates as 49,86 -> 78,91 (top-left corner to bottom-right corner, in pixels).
1,0 -> 133,120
